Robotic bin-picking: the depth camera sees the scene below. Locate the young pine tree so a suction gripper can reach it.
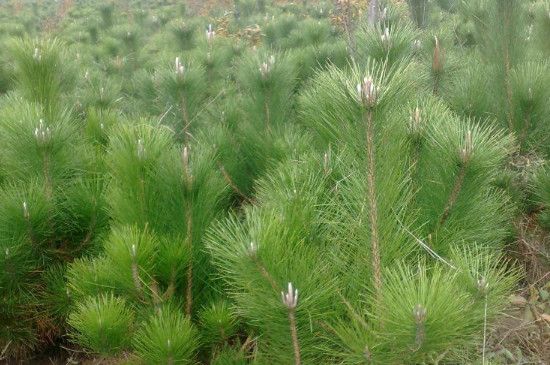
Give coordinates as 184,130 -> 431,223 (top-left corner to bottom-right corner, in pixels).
0,39 -> 107,359
67,121 -> 229,361
207,56 -> 519,364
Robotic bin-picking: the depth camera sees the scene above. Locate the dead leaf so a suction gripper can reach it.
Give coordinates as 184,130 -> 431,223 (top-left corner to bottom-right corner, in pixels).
510,294 -> 527,307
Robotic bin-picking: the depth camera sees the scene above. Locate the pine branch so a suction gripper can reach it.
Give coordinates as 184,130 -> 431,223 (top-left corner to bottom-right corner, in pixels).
161,269 -> 176,301
183,146 -> 194,317
130,244 -> 143,297
434,130 -> 472,232
264,87 -> 271,133
181,93 -> 190,144
411,304 -> 426,352
150,278 -> 161,310
136,138 -> 149,226
70,200 -> 100,255
248,243 -> 280,294
337,290 -> 368,329
519,100 -> 532,150
219,164 -> 253,204
185,198 -> 193,316
23,201 -> 40,254
36,125 -> 57,249
410,106 -> 422,196
282,283 -> 301,365
41,150 -> 53,202
78,214 -> 97,249
288,309 -> 301,365
436,164 -> 468,230
365,107 -> 382,297
358,76 -> 382,297
5,249 -> 16,282
432,37 -> 443,95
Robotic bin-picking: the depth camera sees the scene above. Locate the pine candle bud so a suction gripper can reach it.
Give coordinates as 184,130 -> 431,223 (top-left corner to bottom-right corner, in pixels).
413,303 -> 427,324
364,346 -> 371,360
380,7 -> 388,21
23,201 -> 29,219
413,303 -> 427,348
410,107 -> 421,137
5,247 -> 15,280
206,24 -> 215,41
259,56 -> 275,80
381,27 -> 391,49
175,57 -> 185,76
260,62 -> 269,78
131,244 -> 137,258
247,242 -> 258,258
281,282 -> 299,309
183,146 -> 189,170
34,119 -> 51,144
477,277 -> 489,296
357,77 -> 378,107
33,47 -> 41,61
459,130 -> 473,164
432,36 -> 443,74
137,139 -> 145,160
414,39 -> 422,52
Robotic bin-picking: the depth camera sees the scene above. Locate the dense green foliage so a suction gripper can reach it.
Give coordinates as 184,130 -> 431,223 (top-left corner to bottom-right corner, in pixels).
0,0 -> 548,364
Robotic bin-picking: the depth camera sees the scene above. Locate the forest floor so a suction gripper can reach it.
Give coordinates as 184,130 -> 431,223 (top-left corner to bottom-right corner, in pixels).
486,215 -> 550,364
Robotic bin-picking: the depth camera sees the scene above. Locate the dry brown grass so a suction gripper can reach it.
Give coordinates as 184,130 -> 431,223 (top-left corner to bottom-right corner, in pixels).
486,214 -> 550,364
